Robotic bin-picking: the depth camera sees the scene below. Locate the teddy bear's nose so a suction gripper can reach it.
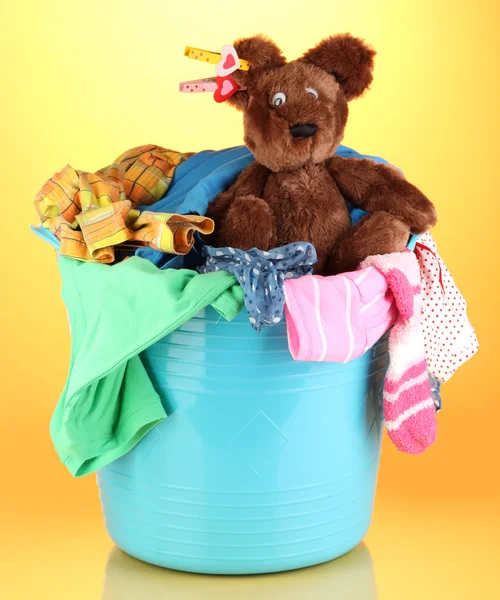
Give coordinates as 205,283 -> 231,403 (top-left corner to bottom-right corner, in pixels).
289,123 -> 318,138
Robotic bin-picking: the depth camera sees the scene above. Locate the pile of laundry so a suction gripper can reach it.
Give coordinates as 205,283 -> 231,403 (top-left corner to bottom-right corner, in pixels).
32,144 -> 478,477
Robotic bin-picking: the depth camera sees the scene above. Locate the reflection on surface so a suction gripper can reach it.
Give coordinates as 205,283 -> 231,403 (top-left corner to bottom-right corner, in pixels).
102,543 -> 378,599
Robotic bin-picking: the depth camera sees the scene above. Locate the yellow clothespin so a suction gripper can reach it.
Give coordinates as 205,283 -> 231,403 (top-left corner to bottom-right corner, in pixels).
184,45 -> 250,73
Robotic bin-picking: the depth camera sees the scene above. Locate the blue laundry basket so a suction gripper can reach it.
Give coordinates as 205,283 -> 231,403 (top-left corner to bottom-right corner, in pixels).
97,306 -> 387,574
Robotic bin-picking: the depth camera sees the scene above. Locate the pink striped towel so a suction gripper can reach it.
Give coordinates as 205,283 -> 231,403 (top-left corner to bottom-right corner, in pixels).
284,267 -> 396,363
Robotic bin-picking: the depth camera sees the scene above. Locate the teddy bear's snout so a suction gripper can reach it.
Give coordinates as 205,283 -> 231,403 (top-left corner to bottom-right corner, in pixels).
289,123 -> 318,139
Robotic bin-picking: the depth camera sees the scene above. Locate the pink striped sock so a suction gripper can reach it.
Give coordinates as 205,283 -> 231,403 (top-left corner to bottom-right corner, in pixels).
384,359 -> 437,454
361,252 -> 438,454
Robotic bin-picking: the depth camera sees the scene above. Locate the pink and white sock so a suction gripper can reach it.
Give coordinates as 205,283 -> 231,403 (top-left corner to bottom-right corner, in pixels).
361,251 -> 437,454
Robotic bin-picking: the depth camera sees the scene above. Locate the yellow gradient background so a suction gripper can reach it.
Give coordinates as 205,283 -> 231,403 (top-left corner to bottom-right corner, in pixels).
1,1 -> 498,598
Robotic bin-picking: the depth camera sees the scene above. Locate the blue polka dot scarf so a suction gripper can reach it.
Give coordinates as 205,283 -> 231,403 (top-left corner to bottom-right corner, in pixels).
199,243 -> 317,331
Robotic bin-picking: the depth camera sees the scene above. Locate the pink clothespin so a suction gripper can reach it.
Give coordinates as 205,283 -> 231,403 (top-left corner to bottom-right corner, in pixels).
179,78 -> 218,93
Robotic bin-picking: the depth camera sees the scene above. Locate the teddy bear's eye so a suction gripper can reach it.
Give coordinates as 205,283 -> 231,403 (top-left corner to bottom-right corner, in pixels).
271,92 -> 286,107
306,87 -> 319,99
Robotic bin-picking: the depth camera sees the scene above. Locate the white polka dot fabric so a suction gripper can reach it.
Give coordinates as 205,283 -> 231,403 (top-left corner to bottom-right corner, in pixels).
415,232 -> 478,383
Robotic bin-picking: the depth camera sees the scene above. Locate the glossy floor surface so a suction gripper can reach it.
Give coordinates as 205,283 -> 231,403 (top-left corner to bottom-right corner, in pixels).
4,499 -> 498,599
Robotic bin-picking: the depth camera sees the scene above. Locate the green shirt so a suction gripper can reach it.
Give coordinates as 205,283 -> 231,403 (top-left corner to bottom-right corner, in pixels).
51,256 -> 243,477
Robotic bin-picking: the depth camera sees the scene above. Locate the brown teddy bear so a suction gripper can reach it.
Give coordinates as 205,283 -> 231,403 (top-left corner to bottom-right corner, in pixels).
206,34 -> 437,274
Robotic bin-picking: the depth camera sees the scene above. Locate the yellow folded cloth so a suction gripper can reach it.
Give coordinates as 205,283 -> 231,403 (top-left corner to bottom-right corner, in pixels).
33,145 -> 211,263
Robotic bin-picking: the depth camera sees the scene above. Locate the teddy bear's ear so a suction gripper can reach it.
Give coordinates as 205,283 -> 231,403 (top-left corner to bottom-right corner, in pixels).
226,35 -> 287,111
302,34 -> 376,101
235,34 -> 286,70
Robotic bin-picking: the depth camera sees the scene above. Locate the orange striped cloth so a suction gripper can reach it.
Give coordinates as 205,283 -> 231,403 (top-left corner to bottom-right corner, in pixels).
34,145 -> 214,263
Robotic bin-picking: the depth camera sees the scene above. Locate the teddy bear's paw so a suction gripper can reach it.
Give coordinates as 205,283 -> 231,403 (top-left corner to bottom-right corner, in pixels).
400,191 -> 438,234
218,195 -> 276,251
406,204 -> 438,234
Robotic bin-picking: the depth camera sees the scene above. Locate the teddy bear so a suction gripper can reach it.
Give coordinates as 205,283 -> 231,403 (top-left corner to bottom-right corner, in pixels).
206,34 -> 437,274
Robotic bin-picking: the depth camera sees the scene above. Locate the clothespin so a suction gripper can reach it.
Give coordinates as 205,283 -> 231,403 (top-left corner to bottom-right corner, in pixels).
180,45 -> 249,103
184,45 -> 250,73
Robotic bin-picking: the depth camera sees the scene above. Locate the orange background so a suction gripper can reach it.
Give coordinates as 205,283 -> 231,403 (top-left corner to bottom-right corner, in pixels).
0,1 -> 498,598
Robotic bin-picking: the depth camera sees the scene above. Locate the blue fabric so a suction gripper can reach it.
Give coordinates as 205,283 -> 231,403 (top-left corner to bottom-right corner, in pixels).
135,144 -> 415,269
199,243 -> 317,332
136,147 -> 255,269
30,224 -> 61,250
428,372 -> 442,412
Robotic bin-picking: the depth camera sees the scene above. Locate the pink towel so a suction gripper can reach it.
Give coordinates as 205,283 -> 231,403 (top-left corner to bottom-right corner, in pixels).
361,251 -> 437,454
284,267 -> 396,362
